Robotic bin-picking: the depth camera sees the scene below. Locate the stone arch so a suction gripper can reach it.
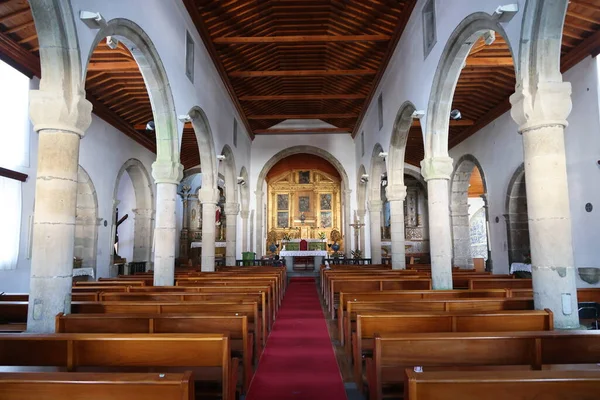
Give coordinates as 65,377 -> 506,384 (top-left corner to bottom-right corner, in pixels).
356,164 -> 368,254
74,166 -> 98,270
424,13 -> 516,159
84,19 -> 180,165
450,154 -> 490,270
219,145 -> 239,265
255,146 -> 351,258
239,166 -> 250,212
219,145 -> 238,203
111,159 -> 154,270
388,101 -> 417,188
368,143 -> 387,264
505,164 -> 530,266
188,106 -> 218,193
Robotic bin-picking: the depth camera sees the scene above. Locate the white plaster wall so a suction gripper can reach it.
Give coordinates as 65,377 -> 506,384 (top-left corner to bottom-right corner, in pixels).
116,172 -> 135,263
448,57 -> 600,286
249,134 -> 357,253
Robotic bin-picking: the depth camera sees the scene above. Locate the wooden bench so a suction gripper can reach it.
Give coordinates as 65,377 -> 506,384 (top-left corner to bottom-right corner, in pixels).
0,371 -> 194,400
344,298 -> 535,354
469,278 -> 532,290
336,289 -> 510,343
0,333 -> 236,400
404,369 -> 600,400
78,280 -> 146,287
352,309 -> 553,391
56,313 -> 253,393
368,330 -> 600,400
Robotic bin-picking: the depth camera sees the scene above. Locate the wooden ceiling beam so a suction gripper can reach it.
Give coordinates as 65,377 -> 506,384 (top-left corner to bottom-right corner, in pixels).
248,113 -> 358,120
0,29 -> 40,78
229,69 -> 376,77
465,57 -> 514,67
87,61 -> 139,72
240,94 -> 366,101
213,34 -> 391,44
254,127 -> 350,134
561,26 -> 600,72
412,119 -> 475,127
5,20 -> 36,35
0,7 -> 31,24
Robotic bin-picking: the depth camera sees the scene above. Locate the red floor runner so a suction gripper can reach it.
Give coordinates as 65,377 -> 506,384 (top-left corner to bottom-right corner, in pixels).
245,278 -> 347,400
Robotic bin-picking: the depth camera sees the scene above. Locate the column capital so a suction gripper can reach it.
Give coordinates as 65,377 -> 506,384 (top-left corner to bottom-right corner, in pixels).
510,81 -> 572,134
224,202 -> 240,216
29,90 -> 92,137
420,157 -> 453,181
385,184 -> 407,202
199,187 -> 220,204
240,210 -> 250,219
368,200 -> 383,212
152,160 -> 183,184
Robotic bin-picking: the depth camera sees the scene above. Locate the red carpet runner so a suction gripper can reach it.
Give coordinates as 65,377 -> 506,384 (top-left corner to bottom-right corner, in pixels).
246,277 -> 347,400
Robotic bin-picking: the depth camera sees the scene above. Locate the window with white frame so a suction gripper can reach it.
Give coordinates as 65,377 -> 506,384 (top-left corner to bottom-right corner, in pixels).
0,60 -> 29,270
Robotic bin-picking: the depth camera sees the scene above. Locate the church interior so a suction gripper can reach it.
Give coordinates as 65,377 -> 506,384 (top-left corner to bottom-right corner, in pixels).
1,0 -> 600,398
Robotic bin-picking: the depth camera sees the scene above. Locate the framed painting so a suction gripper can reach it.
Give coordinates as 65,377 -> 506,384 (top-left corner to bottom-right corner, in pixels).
277,212 -> 289,228
277,194 -> 289,210
299,196 -> 310,212
299,171 -> 310,184
320,193 -> 332,210
321,211 -> 332,228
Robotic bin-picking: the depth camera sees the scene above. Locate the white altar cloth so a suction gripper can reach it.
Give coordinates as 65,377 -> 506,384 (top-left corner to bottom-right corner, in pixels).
191,242 -> 227,248
73,267 -> 95,279
510,263 -> 532,273
280,250 -> 328,257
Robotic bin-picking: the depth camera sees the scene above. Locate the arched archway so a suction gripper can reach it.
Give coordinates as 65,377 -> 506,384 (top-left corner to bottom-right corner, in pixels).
239,166 -> 250,253
74,166 -> 98,271
450,155 -> 491,270
505,164 -> 530,267
255,146 -> 351,258
111,159 -> 154,272
356,164 -> 368,255
368,143 -> 387,264
219,145 -> 239,265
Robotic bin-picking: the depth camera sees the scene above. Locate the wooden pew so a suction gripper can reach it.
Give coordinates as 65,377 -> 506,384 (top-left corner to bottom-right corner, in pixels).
78,280 -> 146,287
0,371 -> 194,400
344,298 -> 535,353
368,330 -> 600,400
56,313 -> 253,393
352,309 -> 553,391
469,278 -> 532,290
404,369 -> 600,400
0,333 -> 236,400
336,289 -> 509,344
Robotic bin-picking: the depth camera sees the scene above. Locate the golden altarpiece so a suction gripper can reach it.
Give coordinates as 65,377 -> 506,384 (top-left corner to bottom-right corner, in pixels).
267,169 -> 343,253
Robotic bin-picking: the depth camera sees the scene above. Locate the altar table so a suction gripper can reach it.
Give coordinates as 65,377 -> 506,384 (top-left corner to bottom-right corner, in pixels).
279,250 -> 328,273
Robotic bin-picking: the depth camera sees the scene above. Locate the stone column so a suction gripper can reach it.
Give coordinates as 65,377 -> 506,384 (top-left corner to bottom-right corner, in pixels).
343,189 -> 352,257
255,190 -> 264,258
151,161 -> 183,286
200,188 -> 219,271
240,209 -> 250,253
224,202 -> 240,266
450,198 -> 472,269
368,200 -> 383,264
188,194 -> 200,230
357,209 -> 367,253
132,207 -> 154,269
27,91 -> 92,333
421,157 -> 454,289
510,82 -> 579,329
480,194 -> 493,272
387,184 -> 407,270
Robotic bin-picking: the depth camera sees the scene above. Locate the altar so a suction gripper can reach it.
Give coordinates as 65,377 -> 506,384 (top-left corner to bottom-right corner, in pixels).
279,250 -> 328,273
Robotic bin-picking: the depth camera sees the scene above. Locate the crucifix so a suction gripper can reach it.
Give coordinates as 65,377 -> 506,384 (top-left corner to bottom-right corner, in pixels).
113,207 -> 129,258
349,211 -> 365,252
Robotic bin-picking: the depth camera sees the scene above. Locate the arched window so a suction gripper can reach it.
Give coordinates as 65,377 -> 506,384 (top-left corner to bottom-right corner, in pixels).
0,60 -> 30,270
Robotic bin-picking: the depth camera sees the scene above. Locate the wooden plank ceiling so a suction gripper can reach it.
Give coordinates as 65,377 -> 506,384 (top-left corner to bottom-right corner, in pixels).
0,1 -> 599,170
184,0 -> 417,137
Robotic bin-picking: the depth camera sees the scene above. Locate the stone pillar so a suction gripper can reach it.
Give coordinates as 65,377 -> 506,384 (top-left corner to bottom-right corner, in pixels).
510,82 -> 579,329
200,188 -> 219,272
255,190 -> 264,258
368,200 -> 383,264
450,198 -> 472,269
27,91 -> 92,333
421,157 -> 454,289
343,189 -> 352,257
480,194 -> 493,272
178,187 -> 191,261
357,209 -> 367,253
224,202 -> 240,266
188,194 -> 200,230
132,207 -> 153,269
387,184 -> 407,270
151,161 -> 183,286
241,209 -> 250,253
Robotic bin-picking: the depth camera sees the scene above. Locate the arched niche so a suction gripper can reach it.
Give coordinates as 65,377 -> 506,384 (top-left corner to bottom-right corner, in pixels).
83,19 -> 180,166
74,166 -> 98,270
450,155 -> 491,270
388,102 -> 417,188
255,146 -> 351,258
111,159 -> 154,271
505,164 -> 530,266
218,145 -> 238,204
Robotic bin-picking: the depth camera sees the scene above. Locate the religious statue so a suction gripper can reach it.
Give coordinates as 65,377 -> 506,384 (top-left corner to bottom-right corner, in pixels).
215,205 -> 222,226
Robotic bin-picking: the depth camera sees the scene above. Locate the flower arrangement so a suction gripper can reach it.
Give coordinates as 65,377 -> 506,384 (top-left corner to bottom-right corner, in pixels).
282,232 -> 292,241
318,231 -> 326,240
